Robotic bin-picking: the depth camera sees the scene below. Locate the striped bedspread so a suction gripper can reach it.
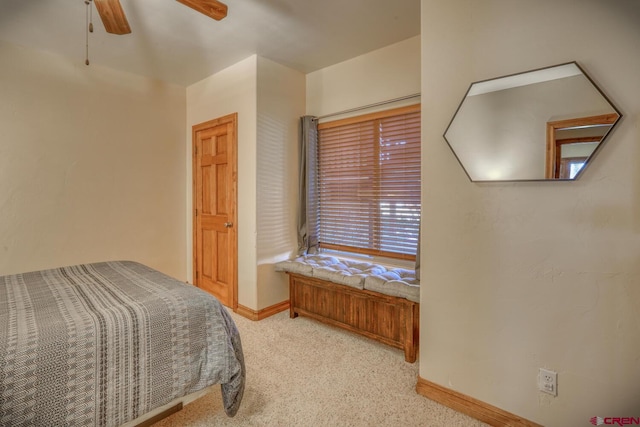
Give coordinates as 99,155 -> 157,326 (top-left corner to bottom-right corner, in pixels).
0,261 -> 245,426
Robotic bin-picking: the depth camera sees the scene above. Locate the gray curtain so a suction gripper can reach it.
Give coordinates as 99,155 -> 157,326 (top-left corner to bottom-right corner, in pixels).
297,116 -> 319,255
415,223 -> 421,279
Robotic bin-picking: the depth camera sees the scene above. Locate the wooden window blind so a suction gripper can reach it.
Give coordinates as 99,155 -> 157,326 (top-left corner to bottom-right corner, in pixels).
317,104 -> 421,261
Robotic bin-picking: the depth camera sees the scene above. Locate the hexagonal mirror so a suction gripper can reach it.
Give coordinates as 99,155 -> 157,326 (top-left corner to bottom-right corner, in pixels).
444,62 -> 622,181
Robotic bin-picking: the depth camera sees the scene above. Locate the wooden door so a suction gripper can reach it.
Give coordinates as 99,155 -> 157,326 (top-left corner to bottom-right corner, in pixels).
193,113 -> 237,309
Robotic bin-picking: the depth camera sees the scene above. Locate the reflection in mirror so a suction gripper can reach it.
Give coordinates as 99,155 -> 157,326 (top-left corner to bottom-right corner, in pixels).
546,113 -> 617,179
444,62 -> 622,181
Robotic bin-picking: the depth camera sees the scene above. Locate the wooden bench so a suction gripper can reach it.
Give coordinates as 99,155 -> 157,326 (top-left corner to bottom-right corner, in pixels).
286,272 -> 419,363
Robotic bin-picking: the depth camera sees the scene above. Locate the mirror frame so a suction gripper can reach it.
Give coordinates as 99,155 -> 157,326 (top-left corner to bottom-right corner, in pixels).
443,61 -> 623,182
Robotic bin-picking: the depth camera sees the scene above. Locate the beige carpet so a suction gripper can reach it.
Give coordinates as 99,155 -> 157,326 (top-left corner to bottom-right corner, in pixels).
154,310 -> 488,427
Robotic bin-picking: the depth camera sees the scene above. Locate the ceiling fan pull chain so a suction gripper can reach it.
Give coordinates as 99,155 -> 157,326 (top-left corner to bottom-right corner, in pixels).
89,0 -> 94,33
85,0 -> 92,65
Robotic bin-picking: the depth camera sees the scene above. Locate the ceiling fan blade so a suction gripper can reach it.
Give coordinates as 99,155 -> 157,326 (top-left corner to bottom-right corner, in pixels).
94,0 -> 131,35
176,0 -> 228,21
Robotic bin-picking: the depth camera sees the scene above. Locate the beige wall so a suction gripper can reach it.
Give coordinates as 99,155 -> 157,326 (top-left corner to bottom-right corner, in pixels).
421,0 -> 640,425
0,41 -> 187,279
186,55 -> 305,311
256,57 -> 306,310
186,55 -> 259,308
306,36 -> 421,118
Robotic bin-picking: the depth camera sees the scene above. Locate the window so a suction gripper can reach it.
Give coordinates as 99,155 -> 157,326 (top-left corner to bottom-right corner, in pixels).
317,105 -> 421,261
559,157 -> 588,179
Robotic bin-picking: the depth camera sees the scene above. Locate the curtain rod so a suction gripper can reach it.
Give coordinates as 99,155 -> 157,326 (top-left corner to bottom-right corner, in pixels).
316,93 -> 421,120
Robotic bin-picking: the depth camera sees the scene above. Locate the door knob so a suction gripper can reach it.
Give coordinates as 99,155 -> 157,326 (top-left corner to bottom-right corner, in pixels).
224,222 -> 233,228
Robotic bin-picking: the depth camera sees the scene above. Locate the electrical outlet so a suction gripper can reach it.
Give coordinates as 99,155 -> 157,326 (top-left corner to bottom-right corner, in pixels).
539,368 -> 558,396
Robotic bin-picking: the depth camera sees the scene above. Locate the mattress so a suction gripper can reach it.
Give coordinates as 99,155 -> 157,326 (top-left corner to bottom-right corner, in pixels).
0,261 -> 245,426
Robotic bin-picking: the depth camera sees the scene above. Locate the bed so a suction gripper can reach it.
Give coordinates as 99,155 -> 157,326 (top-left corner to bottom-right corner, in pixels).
0,261 -> 245,427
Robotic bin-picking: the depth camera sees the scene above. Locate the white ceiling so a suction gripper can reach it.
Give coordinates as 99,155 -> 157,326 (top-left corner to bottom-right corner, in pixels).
0,0 -> 421,86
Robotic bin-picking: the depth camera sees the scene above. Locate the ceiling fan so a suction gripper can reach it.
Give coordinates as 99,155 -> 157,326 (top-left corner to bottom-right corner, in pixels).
93,0 -> 228,35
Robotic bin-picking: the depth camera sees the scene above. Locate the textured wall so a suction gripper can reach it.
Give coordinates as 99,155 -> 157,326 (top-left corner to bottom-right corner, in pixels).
0,41 -> 186,279
306,36 -> 421,119
186,55 -> 259,308
420,0 -> 640,424
256,57 -> 306,310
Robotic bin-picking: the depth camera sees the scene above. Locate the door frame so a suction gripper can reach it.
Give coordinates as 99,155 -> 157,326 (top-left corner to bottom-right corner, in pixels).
192,113 -> 238,311
545,113 -> 618,179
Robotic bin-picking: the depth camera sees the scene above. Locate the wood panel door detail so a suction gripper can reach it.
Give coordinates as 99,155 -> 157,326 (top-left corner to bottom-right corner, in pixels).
193,113 -> 238,309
